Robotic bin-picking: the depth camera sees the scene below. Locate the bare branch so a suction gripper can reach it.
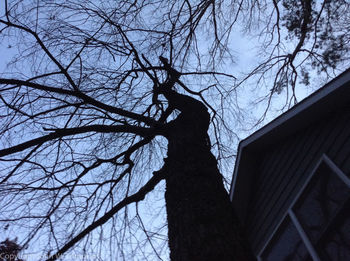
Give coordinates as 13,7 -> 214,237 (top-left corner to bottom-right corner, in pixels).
46,171 -> 165,261
0,124 -> 156,157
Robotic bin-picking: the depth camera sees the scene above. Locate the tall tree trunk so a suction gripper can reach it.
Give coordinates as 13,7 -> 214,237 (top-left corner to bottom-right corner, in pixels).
161,89 -> 256,261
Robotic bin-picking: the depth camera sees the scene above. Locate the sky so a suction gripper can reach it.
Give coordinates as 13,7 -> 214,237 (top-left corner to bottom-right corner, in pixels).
0,33 -> 14,72
0,1 -> 344,260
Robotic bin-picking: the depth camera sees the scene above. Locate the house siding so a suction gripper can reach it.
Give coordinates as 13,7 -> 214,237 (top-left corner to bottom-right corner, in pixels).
244,107 -> 350,254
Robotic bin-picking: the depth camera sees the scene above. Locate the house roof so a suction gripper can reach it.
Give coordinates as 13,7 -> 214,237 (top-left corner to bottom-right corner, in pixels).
229,68 -> 350,223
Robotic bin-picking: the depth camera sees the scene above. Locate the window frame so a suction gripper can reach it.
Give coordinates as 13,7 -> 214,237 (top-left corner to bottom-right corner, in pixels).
257,154 -> 350,261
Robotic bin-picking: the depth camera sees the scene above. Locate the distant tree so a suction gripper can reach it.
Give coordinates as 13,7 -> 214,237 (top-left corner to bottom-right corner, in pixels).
0,239 -> 24,261
0,1 -> 349,261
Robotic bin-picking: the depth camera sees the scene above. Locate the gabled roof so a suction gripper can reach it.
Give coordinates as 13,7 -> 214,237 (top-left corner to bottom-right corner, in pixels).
229,68 -> 350,223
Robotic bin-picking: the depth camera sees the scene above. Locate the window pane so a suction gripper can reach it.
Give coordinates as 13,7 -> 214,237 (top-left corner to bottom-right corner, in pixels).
317,199 -> 350,260
261,217 -> 310,261
293,162 -> 350,243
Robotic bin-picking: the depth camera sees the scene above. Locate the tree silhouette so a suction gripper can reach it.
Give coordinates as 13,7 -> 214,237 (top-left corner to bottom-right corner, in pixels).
0,1 -> 349,260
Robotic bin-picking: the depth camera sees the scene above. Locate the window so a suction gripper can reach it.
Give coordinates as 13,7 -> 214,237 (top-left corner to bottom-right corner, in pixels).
260,217 -> 311,261
259,155 -> 350,261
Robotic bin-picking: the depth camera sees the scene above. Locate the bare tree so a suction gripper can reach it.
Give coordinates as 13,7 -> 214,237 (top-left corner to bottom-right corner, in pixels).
236,0 -> 350,119
0,0 -> 349,260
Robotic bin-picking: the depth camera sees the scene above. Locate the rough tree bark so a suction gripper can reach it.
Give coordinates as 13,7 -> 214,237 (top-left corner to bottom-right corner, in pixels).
156,63 -> 256,261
